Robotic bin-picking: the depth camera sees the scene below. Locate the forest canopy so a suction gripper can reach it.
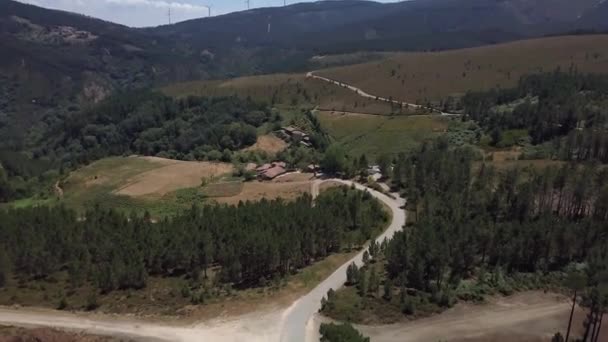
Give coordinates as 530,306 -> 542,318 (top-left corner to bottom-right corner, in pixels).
0,186 -> 388,294
462,71 -> 608,161
32,90 -> 276,167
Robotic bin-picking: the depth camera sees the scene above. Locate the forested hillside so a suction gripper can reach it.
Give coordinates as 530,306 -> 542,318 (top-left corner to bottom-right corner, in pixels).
462,71 -> 608,161
324,139 -> 608,327
2,0 -> 607,151
0,186 -> 387,307
0,91 -> 273,203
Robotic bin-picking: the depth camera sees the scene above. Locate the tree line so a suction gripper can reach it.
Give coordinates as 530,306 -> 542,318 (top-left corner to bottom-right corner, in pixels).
324,138 -> 607,328
31,90 -> 276,168
389,139 -> 606,297
0,186 -> 387,293
462,70 -> 608,162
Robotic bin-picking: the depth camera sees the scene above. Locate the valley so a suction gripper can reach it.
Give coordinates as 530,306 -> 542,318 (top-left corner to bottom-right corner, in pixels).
1,1 -> 608,342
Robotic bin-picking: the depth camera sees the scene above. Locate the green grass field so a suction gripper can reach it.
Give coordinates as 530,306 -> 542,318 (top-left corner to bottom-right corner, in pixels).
317,111 -> 451,158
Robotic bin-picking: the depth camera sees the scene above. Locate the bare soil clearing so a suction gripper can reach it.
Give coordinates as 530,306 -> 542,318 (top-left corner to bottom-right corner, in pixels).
354,291 -> 606,342
0,325 -> 129,342
243,135 -> 288,155
115,158 -> 232,198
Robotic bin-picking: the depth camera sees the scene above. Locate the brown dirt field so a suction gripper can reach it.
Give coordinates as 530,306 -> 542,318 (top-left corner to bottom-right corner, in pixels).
243,135 -> 288,155
317,35 -> 608,103
273,172 -> 315,183
213,180 -> 312,205
357,291 -> 607,342
115,158 -> 233,198
0,326 -> 128,342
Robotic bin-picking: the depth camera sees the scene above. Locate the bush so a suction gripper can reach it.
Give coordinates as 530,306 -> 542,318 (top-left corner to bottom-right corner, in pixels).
401,296 -> 416,315
85,291 -> 99,311
57,296 -> 68,310
320,322 -> 370,342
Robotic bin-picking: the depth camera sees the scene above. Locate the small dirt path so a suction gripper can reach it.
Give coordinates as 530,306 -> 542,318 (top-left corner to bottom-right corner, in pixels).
54,181 -> 64,198
307,72 -> 461,117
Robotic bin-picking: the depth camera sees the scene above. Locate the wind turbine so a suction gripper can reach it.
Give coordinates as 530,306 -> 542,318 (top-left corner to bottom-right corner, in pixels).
203,4 -> 212,17
245,0 -> 251,10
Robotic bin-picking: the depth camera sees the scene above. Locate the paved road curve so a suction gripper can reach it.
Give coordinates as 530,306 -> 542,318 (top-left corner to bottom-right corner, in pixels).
279,180 -> 406,342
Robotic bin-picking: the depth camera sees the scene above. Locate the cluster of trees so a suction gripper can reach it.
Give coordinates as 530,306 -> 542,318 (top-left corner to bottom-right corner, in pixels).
0,150 -> 58,202
0,186 -> 387,293
387,139 -> 607,307
33,90 -> 275,167
319,323 -> 370,342
462,71 -> 608,161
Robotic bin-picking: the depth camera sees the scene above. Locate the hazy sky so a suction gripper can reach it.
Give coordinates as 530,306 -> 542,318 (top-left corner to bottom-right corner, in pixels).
17,0 -> 398,28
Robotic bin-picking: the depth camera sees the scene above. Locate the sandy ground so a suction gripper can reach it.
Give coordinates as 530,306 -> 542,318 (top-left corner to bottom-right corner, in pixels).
350,291 -> 607,342
0,325 -> 127,342
243,135 -> 288,155
115,158 -> 232,197
0,307 -> 282,342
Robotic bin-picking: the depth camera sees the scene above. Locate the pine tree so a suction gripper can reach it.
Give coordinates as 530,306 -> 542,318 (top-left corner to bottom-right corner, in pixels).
383,278 -> 393,301
346,263 -> 360,286
0,248 -> 9,288
358,270 -> 367,297
368,266 -> 379,297
362,250 -> 370,265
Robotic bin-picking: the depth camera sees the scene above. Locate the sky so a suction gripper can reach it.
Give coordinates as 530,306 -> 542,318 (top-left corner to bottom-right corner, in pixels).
17,0 -> 396,28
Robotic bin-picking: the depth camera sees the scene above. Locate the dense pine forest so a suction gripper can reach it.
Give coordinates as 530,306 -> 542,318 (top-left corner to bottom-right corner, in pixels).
324,139 -> 608,328
462,71 -> 608,161
0,186 -> 387,298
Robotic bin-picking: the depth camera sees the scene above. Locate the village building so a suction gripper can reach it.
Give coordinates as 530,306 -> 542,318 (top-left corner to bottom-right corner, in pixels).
256,161 -> 288,180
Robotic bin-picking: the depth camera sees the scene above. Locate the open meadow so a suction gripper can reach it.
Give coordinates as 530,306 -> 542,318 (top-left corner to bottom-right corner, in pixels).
317,111 -> 450,158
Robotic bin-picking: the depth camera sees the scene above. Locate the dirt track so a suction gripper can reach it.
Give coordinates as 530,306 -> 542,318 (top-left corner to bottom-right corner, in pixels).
353,291 -> 606,342
307,72 -> 460,116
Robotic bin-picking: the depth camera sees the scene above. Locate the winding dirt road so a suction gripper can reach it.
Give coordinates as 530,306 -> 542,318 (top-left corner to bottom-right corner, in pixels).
306,71 -> 461,117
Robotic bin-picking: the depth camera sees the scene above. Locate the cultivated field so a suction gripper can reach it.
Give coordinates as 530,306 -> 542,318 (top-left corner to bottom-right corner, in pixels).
162,73 -> 403,115
317,111 -> 450,158
59,156 -> 232,216
317,35 -> 608,104
114,157 -> 232,198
